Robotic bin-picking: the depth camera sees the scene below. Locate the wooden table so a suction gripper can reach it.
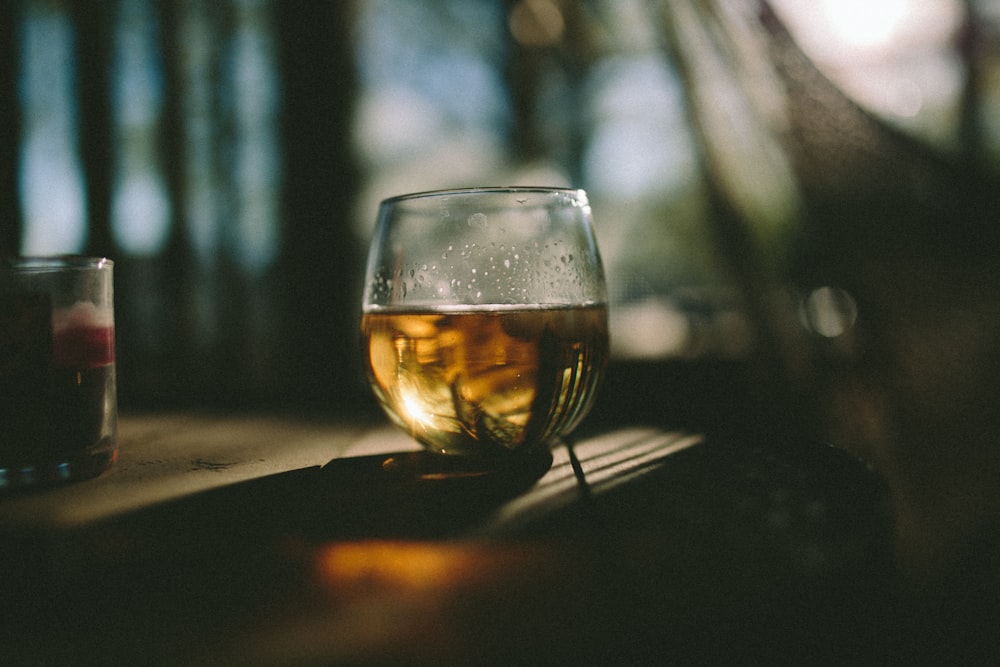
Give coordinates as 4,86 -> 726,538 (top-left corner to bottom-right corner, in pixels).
0,411 -> 922,664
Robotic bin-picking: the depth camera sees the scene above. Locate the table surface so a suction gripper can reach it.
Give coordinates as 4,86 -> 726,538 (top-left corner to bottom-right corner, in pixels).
0,411 -> 976,665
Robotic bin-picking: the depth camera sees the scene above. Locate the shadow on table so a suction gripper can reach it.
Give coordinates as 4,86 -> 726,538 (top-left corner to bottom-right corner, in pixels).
2,444 -> 558,591
0,431 -> 922,665
0,446 -> 557,664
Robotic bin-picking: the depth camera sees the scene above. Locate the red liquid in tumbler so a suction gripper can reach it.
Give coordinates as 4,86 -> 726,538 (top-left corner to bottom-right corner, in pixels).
0,298 -> 116,470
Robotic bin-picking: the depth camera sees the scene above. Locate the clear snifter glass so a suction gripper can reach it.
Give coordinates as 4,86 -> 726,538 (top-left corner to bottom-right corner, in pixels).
361,187 -> 609,457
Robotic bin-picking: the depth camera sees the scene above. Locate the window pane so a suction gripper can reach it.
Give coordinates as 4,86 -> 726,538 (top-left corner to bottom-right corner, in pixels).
111,0 -> 171,256
18,0 -> 87,254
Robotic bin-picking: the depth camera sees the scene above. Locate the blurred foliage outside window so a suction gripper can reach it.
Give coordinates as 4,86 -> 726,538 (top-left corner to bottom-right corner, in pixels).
1,0 -> 999,411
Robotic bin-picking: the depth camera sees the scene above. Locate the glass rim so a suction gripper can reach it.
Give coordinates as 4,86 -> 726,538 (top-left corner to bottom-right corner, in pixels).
1,255 -> 114,272
379,186 -> 587,206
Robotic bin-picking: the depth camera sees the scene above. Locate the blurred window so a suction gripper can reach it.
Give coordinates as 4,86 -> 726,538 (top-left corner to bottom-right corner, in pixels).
4,0 -> 999,407
18,0 -> 87,254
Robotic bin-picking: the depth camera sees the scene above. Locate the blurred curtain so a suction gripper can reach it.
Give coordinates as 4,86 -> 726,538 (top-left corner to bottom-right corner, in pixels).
654,0 -> 1000,448
657,0 -> 1000,580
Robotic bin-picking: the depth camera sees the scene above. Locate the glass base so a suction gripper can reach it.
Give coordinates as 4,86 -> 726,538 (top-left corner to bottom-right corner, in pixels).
0,442 -> 117,492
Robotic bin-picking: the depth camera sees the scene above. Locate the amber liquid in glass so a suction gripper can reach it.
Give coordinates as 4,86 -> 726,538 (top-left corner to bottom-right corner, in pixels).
362,304 -> 608,456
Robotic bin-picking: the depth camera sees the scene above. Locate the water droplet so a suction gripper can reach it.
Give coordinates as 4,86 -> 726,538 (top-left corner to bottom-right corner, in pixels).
468,212 -> 488,228
504,259 -> 510,268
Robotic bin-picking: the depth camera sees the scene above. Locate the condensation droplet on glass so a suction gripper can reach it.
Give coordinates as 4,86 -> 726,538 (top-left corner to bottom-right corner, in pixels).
468,212 -> 488,228
504,259 -> 511,268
